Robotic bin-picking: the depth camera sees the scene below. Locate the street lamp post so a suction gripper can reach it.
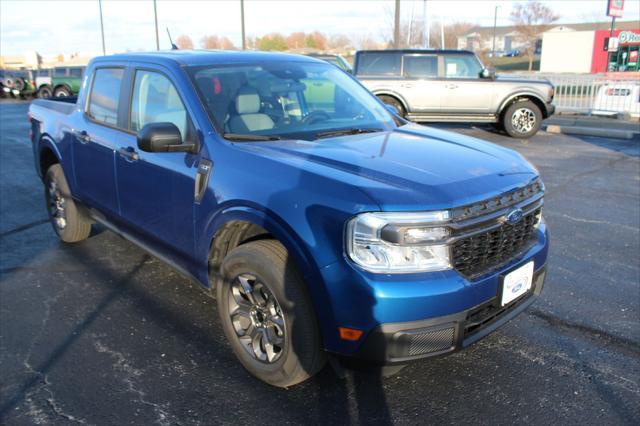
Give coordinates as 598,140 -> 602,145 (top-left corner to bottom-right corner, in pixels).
153,0 -> 160,50
492,5 -> 499,57
394,0 -> 400,48
98,0 -> 106,55
241,0 -> 246,50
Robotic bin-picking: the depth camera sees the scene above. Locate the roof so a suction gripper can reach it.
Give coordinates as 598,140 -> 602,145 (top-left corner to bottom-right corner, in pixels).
356,49 -> 474,55
92,49 -> 323,67
461,20 -> 639,38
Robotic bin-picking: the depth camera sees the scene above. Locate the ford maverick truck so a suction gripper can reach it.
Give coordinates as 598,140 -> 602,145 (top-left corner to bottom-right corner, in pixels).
29,51 -> 548,387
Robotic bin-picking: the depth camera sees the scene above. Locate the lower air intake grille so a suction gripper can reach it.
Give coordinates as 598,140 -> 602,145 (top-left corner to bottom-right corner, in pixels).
408,327 -> 455,356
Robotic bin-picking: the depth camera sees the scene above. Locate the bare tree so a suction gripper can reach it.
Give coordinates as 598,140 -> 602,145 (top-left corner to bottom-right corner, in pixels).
428,21 -> 474,49
220,37 -> 236,50
286,32 -> 306,49
201,35 -> 220,49
510,1 -> 559,70
327,34 -> 352,51
176,35 -> 194,50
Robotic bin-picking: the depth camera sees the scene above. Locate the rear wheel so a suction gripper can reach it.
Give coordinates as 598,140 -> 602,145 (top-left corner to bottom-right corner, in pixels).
38,86 -> 53,99
378,95 -> 406,118
502,100 -> 542,139
44,164 -> 91,243
53,86 -> 71,97
218,240 -> 325,387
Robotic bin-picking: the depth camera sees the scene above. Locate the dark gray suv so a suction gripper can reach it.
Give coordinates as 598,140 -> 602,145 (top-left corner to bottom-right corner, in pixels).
354,49 -> 555,138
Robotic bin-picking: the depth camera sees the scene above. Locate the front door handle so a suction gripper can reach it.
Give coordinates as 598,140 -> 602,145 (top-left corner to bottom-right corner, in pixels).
73,130 -> 91,144
445,84 -> 459,89
118,147 -> 139,162
401,83 -> 414,88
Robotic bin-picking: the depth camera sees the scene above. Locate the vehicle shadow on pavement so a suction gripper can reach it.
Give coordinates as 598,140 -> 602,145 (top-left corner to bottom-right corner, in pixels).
0,231 -> 395,425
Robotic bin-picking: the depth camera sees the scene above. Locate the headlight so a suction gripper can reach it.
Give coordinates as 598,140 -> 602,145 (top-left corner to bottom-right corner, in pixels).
346,211 -> 452,273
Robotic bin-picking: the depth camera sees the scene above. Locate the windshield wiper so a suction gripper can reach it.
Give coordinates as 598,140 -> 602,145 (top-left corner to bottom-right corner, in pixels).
223,133 -> 283,142
315,128 -> 383,139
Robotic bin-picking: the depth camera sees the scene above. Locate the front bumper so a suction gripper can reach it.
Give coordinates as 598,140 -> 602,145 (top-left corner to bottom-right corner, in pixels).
544,102 -> 556,117
344,266 -> 546,365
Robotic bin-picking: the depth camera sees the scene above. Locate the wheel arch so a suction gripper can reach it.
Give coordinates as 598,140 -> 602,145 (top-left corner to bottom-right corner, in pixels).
203,205 -> 337,345
498,92 -> 548,120
37,135 -> 62,178
372,90 -> 410,112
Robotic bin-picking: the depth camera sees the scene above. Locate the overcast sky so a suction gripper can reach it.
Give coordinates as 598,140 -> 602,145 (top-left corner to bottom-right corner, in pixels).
1,0 -> 639,56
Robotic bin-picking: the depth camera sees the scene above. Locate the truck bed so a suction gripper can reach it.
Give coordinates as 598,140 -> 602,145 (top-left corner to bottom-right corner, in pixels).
31,97 -> 78,115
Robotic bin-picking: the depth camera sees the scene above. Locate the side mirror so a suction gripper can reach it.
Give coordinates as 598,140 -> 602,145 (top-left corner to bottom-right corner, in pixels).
480,68 -> 496,79
137,122 -> 197,153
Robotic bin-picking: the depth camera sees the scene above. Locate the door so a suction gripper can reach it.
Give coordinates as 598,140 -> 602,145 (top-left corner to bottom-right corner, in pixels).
399,54 -> 442,112
72,67 -> 125,216
439,54 -> 495,114
114,68 -> 198,258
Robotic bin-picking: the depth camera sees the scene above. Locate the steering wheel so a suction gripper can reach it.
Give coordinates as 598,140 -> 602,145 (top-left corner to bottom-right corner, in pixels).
302,111 -> 331,125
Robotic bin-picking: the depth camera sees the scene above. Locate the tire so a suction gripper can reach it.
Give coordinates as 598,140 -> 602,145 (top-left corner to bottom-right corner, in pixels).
218,239 -> 325,387
44,164 -> 91,243
502,100 -> 542,139
14,78 -> 25,92
38,86 -> 53,99
53,86 -> 71,97
378,95 -> 406,118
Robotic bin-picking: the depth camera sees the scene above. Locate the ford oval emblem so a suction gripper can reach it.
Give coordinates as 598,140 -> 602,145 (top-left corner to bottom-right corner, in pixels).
506,208 -> 524,225
512,282 -> 523,293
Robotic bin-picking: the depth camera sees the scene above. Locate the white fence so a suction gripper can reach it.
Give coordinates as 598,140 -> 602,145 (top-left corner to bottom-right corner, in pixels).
510,72 -> 640,117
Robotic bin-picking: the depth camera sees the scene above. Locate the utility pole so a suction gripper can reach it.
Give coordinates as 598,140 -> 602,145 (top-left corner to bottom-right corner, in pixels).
440,20 -> 445,48
394,0 -> 400,48
240,0 -> 246,50
492,5 -> 499,57
153,0 -> 160,50
98,0 -> 106,55
423,0 -> 429,48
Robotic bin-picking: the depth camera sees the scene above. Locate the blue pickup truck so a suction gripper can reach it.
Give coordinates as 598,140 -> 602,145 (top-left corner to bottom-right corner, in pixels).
29,51 -> 548,387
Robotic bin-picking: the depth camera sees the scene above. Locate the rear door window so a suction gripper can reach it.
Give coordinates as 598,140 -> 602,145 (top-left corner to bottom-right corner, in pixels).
357,53 -> 401,76
87,68 -> 124,126
443,55 -> 483,79
403,55 -> 438,78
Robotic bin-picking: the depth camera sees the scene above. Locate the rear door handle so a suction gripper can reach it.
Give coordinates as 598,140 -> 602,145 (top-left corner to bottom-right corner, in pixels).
445,84 -> 458,89
73,130 -> 91,143
118,147 -> 139,162
401,83 -> 414,88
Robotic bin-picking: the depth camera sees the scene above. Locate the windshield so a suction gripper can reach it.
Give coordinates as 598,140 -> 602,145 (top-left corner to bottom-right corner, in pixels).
189,61 -> 396,141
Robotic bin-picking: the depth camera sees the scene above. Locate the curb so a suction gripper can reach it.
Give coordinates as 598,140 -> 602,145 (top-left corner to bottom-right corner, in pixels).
544,124 -> 638,140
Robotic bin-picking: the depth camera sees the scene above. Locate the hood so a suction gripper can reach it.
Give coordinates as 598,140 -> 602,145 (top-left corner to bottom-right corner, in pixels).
236,124 -> 540,211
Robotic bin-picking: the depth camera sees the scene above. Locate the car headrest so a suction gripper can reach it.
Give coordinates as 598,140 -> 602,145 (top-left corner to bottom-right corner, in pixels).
235,87 -> 260,114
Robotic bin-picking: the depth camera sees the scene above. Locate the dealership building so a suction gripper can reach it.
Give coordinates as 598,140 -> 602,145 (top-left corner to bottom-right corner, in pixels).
458,20 -> 639,74
540,22 -> 639,73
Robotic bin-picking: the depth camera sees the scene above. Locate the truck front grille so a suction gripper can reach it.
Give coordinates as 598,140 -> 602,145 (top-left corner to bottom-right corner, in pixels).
451,207 -> 541,278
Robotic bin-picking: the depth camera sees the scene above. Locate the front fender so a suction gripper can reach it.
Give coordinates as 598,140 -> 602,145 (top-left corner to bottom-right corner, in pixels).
498,91 -> 548,114
196,203 -> 338,346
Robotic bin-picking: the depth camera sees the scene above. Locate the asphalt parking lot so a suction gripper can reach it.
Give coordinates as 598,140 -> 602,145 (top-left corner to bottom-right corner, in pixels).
1,99 -> 639,425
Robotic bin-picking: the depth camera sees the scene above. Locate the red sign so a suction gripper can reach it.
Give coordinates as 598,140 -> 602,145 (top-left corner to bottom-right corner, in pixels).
607,0 -> 624,18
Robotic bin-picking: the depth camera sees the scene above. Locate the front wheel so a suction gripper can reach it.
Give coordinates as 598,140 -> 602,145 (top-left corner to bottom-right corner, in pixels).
44,164 -> 92,242
378,95 -> 406,118
503,100 -> 542,139
218,240 -> 326,387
